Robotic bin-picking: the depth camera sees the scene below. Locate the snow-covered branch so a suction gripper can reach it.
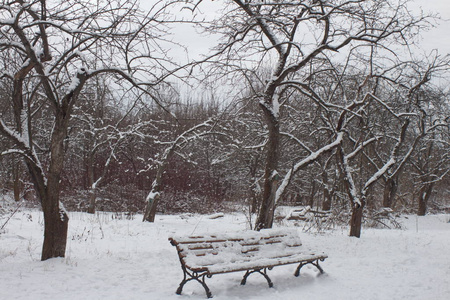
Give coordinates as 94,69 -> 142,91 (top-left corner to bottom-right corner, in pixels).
275,132 -> 343,204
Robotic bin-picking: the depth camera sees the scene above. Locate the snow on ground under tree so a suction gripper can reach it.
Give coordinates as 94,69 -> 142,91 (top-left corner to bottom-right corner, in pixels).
1,209 -> 449,300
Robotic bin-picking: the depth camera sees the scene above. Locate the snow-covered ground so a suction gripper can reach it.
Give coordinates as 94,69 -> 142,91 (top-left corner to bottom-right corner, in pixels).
1,208 -> 449,300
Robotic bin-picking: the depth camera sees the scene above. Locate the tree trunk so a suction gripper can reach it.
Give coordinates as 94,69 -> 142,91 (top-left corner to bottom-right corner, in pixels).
143,190 -> 160,222
87,189 -> 96,214
255,104 -> 280,231
382,176 -> 398,208
417,183 -> 434,216
27,158 -> 69,261
349,201 -> 365,238
87,151 -> 96,214
321,169 -> 333,211
13,161 -> 21,202
249,155 -> 261,214
308,180 -> 316,208
40,116 -> 70,260
250,192 -> 259,214
322,188 -> 332,211
20,120 -> 70,261
336,146 -> 365,237
255,177 -> 278,230
41,204 -> 69,260
143,162 -> 165,222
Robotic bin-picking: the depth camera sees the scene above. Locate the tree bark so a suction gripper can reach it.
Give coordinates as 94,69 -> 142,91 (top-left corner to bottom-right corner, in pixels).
250,192 -> 259,214
39,115 -> 70,260
24,154 -> 70,261
322,187 -> 332,211
249,155 -> 261,214
321,158 -> 335,211
417,183 -> 434,216
382,176 -> 398,208
143,190 -> 160,222
13,161 -> 21,202
41,202 -> 69,260
87,152 -> 96,214
308,180 -> 316,208
255,105 -> 280,230
143,157 -> 166,222
349,201 -> 365,238
87,190 -> 96,214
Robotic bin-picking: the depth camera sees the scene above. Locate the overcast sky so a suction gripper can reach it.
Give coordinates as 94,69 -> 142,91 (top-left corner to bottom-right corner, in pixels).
410,0 -> 450,55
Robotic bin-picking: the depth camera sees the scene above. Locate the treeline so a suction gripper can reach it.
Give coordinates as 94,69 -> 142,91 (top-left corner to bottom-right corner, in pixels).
1,73 -> 448,218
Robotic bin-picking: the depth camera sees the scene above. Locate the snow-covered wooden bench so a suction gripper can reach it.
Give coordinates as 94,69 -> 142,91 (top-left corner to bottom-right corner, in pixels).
168,229 -> 328,298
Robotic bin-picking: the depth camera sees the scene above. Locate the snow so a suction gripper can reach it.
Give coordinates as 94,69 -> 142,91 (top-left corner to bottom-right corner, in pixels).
1,18 -> 16,25
145,190 -> 160,203
0,120 -> 28,147
67,75 -> 81,93
207,213 -> 224,219
364,157 -> 396,191
58,201 -> 68,222
1,209 -> 449,300
272,95 -> 280,118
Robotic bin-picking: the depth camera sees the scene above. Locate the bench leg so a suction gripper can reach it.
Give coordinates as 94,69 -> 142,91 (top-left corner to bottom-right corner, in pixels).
240,268 -> 273,288
294,259 -> 325,277
176,267 -> 213,298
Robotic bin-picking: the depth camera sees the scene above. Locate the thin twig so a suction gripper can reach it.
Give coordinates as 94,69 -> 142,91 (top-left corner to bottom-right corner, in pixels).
1,200 -> 24,231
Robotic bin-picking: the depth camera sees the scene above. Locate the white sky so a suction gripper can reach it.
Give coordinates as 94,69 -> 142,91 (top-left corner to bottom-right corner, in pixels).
410,0 -> 450,55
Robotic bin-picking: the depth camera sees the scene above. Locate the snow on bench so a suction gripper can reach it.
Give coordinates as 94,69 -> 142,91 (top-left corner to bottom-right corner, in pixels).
169,228 -> 328,298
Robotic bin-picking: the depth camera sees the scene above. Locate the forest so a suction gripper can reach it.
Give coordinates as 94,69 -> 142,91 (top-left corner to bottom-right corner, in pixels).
0,0 -> 449,263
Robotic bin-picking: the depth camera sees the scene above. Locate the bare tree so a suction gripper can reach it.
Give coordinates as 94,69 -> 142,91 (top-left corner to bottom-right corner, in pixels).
189,0 -> 429,230
410,88 -> 449,215
0,0 -> 183,260
141,118 -> 216,222
375,57 -> 450,209
332,55 -> 449,237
